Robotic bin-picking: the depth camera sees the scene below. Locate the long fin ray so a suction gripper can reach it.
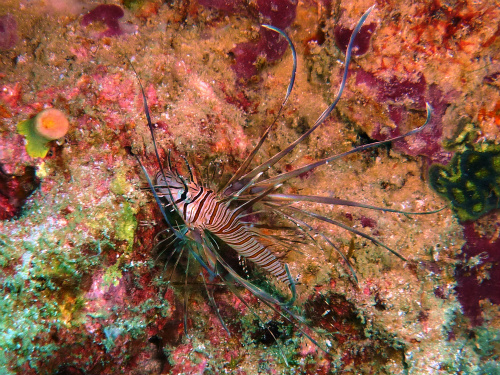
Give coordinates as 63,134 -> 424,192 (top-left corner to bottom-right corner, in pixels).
127,57 -> 166,180
135,156 -> 184,239
269,205 -> 359,284
219,276 -> 290,366
200,270 -> 231,336
222,25 -> 297,195
230,6 -> 376,188
252,103 -> 432,189
183,254 -> 191,337
286,205 -> 407,261
264,193 -> 445,215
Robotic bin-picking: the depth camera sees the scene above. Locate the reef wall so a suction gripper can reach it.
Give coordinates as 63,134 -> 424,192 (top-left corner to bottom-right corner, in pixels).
0,0 -> 499,374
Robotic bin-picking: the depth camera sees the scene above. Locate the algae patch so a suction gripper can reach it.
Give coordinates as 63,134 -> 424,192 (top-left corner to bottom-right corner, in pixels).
114,201 -> 137,252
102,261 -> 123,288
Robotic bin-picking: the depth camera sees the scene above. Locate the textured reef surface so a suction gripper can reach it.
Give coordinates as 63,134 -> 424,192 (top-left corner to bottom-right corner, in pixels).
0,0 -> 499,374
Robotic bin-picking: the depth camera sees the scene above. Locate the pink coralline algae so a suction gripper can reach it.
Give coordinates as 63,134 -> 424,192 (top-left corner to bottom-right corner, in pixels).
355,70 -> 451,163
455,221 -> 500,325
334,23 -> 376,56
0,14 -> 18,50
198,0 -> 245,14
81,4 -> 125,37
257,0 -> 297,30
230,41 -> 260,81
230,0 -> 297,81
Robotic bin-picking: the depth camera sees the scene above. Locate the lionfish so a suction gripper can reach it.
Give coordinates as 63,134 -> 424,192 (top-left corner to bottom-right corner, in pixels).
130,5 -> 432,357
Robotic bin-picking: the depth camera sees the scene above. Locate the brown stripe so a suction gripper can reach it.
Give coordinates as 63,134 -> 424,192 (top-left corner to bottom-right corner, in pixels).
183,186 -> 204,221
248,245 -> 267,260
262,259 -> 279,269
236,241 -> 259,254
218,210 -> 240,232
229,234 -> 255,246
191,187 -> 205,203
222,223 -> 242,235
208,201 -> 221,225
192,190 -> 211,223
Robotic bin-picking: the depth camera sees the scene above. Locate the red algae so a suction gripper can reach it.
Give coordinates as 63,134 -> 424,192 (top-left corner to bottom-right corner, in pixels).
229,0 -> 297,81
353,70 -> 452,163
81,4 -> 126,37
257,0 -> 297,30
0,14 -> 17,50
455,219 -> 500,325
334,23 -> 376,56
230,41 -> 260,81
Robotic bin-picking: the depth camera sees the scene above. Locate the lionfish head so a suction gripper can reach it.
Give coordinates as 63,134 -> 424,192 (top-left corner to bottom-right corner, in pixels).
155,170 -> 186,202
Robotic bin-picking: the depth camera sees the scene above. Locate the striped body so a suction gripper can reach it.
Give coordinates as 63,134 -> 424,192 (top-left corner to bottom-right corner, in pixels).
132,7 -> 427,348
156,172 -> 290,285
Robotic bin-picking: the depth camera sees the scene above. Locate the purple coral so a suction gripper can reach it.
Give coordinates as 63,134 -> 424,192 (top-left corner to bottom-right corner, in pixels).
230,0 -> 297,81
354,70 -> 452,163
0,14 -> 18,50
198,0 -> 245,13
81,4 -> 124,37
455,221 -> 500,325
378,73 -> 427,106
334,23 -> 376,56
259,28 -> 289,62
257,0 -> 297,30
231,42 -> 260,81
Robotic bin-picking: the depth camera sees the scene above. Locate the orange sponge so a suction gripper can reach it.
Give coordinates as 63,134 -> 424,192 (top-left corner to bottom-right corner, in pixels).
17,108 -> 70,158
34,108 -> 69,140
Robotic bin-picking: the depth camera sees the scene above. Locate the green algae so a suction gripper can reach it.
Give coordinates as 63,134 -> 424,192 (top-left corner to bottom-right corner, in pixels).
110,169 -> 133,196
0,159 -> 141,372
103,316 -> 147,352
102,260 -> 123,288
429,142 -> 500,222
438,313 -> 500,374
114,201 -> 137,252
0,244 -> 81,373
17,119 -> 52,158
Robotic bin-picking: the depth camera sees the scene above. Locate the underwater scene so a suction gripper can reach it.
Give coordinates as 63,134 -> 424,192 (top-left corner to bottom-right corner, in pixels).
0,0 -> 499,374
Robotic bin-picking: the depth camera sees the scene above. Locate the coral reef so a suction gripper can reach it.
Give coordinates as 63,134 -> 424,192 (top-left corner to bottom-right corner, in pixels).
0,0 -> 498,373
